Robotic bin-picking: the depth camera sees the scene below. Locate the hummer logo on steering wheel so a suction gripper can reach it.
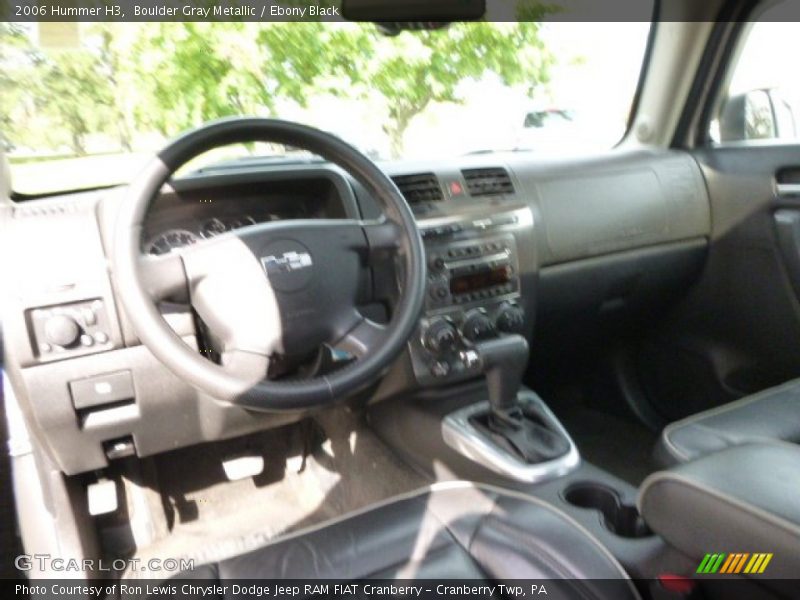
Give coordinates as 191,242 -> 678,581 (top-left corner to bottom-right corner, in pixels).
261,251 -> 313,275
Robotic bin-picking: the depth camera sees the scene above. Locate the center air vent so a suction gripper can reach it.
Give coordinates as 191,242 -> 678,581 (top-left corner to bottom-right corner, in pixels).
391,173 -> 443,204
462,168 -> 514,197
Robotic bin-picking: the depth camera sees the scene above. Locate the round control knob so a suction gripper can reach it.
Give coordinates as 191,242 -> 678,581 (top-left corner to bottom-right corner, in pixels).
423,318 -> 458,355
429,255 -> 446,272
461,309 -> 496,342
495,303 -> 525,334
44,314 -> 81,348
429,281 -> 449,301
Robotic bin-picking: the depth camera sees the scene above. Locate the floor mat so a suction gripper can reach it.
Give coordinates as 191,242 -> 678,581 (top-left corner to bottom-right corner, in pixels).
114,410 -> 430,579
546,386 -> 659,485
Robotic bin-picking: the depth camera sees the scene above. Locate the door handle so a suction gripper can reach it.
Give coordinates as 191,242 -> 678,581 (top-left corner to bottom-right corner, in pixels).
776,167 -> 800,198
776,183 -> 800,197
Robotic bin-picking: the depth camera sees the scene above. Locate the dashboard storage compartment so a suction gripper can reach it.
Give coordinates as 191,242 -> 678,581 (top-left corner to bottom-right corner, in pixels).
564,481 -> 652,538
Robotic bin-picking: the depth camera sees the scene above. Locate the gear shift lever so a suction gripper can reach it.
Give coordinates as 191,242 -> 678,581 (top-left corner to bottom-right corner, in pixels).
470,335 -> 530,415
470,334 -> 570,463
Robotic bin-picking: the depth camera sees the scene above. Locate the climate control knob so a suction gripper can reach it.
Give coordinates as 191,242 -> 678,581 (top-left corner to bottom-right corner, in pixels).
495,302 -> 525,334
44,314 -> 81,348
423,318 -> 458,355
461,309 -> 496,342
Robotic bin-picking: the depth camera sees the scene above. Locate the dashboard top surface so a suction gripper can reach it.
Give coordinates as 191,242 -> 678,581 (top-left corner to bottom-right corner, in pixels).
4,148 -> 710,269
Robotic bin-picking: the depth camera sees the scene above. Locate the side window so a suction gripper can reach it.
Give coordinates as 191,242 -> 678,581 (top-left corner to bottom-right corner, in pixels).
710,11 -> 800,144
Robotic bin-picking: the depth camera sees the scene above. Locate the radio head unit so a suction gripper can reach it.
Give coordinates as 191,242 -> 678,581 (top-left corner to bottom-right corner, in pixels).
426,233 -> 519,310
450,263 -> 513,297
408,207 -> 534,386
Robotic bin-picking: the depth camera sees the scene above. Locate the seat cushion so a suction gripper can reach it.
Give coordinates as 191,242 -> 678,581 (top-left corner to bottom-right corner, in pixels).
640,442 -> 800,597
656,378 -> 800,465
170,481 -> 638,599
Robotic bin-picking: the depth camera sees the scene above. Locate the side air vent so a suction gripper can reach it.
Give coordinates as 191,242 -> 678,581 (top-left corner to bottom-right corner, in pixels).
391,173 -> 443,204
462,168 -> 514,197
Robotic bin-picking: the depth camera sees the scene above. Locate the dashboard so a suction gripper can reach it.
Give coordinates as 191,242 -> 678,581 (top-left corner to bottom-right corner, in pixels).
142,172 -> 353,255
1,150 -> 712,475
145,216 -> 257,255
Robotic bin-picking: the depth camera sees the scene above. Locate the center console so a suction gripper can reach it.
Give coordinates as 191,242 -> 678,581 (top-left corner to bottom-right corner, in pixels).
410,206 -> 534,386
442,334 -> 580,483
398,203 -> 581,484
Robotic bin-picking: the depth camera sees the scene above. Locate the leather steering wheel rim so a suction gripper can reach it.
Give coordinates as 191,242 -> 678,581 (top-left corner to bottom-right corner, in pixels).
113,117 -> 426,411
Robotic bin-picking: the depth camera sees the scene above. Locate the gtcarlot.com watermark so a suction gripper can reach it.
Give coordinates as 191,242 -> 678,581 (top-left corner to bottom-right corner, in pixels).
15,553 -> 194,573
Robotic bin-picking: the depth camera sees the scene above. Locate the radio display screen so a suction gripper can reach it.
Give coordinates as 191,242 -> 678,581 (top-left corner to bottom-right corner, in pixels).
450,265 -> 512,295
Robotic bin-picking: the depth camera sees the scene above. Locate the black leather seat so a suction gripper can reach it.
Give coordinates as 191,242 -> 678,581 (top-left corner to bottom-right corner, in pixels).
655,378 -> 800,465
172,482 -> 638,599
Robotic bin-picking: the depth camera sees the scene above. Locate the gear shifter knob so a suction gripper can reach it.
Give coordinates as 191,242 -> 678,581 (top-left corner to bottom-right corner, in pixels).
470,334 -> 529,414
469,334 -> 569,464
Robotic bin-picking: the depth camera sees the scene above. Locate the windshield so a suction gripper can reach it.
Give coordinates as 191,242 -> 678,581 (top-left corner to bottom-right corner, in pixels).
1,19 -> 651,195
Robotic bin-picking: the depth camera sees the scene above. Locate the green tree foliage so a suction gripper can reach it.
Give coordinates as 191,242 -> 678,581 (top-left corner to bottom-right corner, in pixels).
363,23 -> 552,156
97,26 -> 139,151
126,22 -> 372,136
0,24 -> 36,151
3,16 -> 552,159
39,51 -> 114,155
141,23 -> 258,134
1,24 -> 116,155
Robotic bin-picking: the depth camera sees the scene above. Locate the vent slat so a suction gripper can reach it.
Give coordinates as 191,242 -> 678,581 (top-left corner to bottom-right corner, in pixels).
462,168 -> 514,197
391,173 -> 443,204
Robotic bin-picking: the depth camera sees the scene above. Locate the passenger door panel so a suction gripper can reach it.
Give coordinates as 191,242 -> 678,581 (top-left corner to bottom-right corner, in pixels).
639,144 -> 800,420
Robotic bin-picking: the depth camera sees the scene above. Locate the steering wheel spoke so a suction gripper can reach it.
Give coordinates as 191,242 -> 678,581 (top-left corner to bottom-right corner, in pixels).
362,219 -> 404,260
182,235 -> 284,359
219,349 -> 271,384
331,316 -> 387,359
138,252 -> 189,302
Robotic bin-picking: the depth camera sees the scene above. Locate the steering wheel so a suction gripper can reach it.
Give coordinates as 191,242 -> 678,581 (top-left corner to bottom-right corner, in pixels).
113,118 -> 426,411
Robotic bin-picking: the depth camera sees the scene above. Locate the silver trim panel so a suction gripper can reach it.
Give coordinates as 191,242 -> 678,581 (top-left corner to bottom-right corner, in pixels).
777,183 -> 800,197
442,391 -> 580,483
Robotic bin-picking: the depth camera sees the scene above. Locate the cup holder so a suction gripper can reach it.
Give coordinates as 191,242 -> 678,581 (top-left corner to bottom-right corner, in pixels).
564,482 -> 653,538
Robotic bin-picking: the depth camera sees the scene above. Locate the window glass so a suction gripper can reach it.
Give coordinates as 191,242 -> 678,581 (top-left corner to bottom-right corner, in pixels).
1,18 -> 651,195
711,4 -> 800,144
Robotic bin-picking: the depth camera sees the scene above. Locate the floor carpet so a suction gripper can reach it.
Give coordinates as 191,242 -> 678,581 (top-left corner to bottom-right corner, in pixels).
545,385 -> 659,486
111,409 -> 430,579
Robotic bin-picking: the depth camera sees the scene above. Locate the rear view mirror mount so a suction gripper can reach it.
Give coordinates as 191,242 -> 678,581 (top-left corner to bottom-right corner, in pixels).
342,0 -> 486,22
